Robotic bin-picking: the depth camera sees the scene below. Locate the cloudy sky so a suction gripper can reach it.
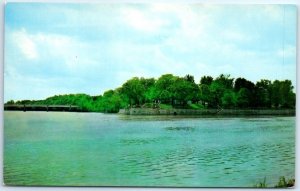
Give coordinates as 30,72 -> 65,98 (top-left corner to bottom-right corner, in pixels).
4,3 -> 296,102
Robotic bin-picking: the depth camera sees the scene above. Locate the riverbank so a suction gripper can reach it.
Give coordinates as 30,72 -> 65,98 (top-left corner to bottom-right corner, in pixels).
4,104 -> 82,112
4,105 -> 295,116
119,108 -> 295,116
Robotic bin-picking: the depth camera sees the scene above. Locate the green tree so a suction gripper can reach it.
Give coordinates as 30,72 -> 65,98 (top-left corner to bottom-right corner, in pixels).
215,74 -> 234,89
236,88 -> 252,108
221,90 -> 237,108
144,86 -> 157,103
234,77 -> 255,107
209,74 -> 234,108
172,77 -> 199,106
140,77 -> 156,103
199,84 -> 211,107
184,74 -> 195,83
5,100 -> 15,104
255,79 -> 271,108
209,81 -> 225,107
234,77 -> 255,92
271,80 -> 295,108
120,77 -> 145,106
279,80 -> 295,108
154,74 -> 178,105
200,76 -> 213,85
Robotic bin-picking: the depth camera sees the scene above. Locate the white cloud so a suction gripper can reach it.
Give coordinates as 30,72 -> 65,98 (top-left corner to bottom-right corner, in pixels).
10,29 -> 101,72
12,28 -> 38,59
6,28 -> 109,100
34,33 -> 83,69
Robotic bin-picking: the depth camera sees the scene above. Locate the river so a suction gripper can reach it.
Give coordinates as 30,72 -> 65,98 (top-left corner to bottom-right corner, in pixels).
4,111 -> 295,187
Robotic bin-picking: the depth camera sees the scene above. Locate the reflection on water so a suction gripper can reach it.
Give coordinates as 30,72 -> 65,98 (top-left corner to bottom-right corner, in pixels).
165,126 -> 195,131
4,111 -> 295,187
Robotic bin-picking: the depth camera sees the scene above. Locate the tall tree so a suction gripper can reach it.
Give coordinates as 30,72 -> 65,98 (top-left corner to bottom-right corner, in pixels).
154,74 -> 178,105
255,79 -> 272,108
120,77 -> 144,106
184,74 -> 195,83
209,74 -> 234,107
140,77 -> 156,103
221,90 -> 237,108
200,76 -> 213,86
199,84 -> 211,107
234,77 -> 255,92
236,88 -> 252,108
234,77 -> 255,107
172,77 -> 199,106
271,80 -> 295,108
215,74 -> 234,89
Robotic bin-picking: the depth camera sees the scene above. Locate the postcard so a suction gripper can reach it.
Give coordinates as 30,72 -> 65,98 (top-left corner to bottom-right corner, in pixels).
4,3 -> 296,187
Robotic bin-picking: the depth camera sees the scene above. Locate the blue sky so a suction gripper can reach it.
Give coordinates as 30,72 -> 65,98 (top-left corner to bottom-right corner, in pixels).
4,3 -> 297,102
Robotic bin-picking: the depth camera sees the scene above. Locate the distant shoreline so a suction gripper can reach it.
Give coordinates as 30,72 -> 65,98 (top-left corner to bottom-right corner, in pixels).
4,104 -> 82,112
4,105 -> 295,116
119,108 -> 295,116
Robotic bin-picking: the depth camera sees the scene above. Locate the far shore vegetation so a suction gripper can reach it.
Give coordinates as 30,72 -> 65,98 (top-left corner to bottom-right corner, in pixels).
5,74 -> 296,113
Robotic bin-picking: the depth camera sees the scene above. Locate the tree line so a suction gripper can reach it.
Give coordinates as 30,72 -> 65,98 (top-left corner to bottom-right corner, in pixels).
6,74 -> 296,113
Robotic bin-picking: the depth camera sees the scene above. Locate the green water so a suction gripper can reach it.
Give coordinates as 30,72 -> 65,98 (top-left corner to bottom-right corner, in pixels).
4,111 -> 295,187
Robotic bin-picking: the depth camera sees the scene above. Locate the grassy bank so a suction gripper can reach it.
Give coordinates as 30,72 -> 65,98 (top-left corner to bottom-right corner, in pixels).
255,176 -> 295,188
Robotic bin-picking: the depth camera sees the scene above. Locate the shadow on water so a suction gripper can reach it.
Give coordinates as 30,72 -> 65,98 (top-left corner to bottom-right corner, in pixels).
165,126 -> 195,131
120,138 -> 161,145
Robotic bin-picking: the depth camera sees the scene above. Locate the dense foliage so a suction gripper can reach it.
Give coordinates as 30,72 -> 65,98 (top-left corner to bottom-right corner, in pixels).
6,74 -> 296,113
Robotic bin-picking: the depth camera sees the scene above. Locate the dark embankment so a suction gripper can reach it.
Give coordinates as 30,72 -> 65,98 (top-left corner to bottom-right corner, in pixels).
119,108 -> 295,116
4,104 -> 83,112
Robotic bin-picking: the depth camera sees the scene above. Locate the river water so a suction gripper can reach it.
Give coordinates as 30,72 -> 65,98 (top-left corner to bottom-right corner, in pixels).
4,111 -> 295,187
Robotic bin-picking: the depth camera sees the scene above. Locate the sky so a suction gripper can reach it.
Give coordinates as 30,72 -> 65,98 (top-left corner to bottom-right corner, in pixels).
4,3 -> 297,102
